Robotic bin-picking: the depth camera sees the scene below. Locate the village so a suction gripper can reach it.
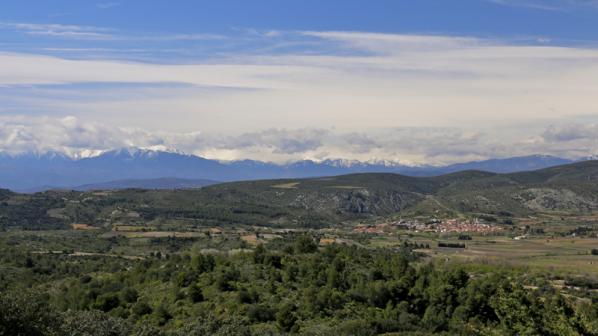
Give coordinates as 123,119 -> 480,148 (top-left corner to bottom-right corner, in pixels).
352,217 -> 504,235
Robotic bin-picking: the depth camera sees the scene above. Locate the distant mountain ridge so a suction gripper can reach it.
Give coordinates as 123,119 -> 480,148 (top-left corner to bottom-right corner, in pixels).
23,178 -> 219,193
0,148 -> 580,191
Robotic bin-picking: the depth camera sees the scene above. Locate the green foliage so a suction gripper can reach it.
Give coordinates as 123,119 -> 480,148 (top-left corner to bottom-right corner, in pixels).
169,314 -> 250,336
191,254 -> 215,273
132,301 -> 153,316
216,267 -> 240,291
0,290 -> 62,336
294,235 -> 318,254
188,284 -> 204,303
93,293 -> 121,312
2,234 -> 598,335
276,302 -> 298,332
2,161 -> 598,232
121,287 -> 138,303
60,310 -> 132,336
247,304 -> 276,323
153,303 -> 172,326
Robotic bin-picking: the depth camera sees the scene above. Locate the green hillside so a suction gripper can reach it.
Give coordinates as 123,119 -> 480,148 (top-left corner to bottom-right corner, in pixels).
1,161 -> 597,230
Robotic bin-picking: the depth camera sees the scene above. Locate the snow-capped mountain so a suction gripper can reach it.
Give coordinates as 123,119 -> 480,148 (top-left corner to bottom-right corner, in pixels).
0,148 -> 586,192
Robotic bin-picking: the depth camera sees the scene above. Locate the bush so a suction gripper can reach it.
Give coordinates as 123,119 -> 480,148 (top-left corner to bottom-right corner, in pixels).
188,284 -> 204,303
61,310 -> 132,336
132,301 -> 152,316
92,293 -> 120,312
438,242 -> 465,248
294,235 -> 318,254
247,304 -> 276,323
479,215 -> 497,223
216,268 -> 240,291
0,290 -> 62,336
154,303 -> 172,326
337,320 -> 376,336
170,314 -> 250,336
276,302 -> 297,332
121,287 -> 138,303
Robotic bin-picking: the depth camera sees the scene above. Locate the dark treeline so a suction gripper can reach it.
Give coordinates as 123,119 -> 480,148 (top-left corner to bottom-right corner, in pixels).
1,235 -> 598,335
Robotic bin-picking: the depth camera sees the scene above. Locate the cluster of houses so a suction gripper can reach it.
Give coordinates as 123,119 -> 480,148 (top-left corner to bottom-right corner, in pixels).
353,218 -> 503,234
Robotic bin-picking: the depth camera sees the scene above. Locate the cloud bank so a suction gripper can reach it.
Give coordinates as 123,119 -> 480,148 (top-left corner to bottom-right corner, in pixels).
0,30 -> 597,163
0,116 -> 596,164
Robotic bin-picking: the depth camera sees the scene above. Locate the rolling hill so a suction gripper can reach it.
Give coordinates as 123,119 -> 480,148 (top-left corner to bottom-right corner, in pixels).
1,160 -> 597,230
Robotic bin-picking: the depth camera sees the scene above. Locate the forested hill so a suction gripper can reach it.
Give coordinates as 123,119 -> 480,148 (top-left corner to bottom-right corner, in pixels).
1,160 -> 598,230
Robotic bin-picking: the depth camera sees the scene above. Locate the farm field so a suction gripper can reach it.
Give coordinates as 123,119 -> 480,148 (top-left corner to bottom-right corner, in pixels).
424,237 -> 598,275
327,214 -> 598,277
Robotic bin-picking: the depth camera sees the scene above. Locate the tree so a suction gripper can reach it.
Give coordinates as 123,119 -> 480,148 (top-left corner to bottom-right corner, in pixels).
276,302 -> 298,332
294,235 -> 318,254
188,284 -> 204,303
132,301 -> 153,316
120,287 -> 138,304
247,304 -> 276,323
154,303 -> 172,326
253,243 -> 266,264
191,254 -> 215,273
92,293 -> 120,312
0,290 -> 62,336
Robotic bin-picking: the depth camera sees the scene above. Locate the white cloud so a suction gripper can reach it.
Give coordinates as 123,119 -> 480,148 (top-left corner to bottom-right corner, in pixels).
301,31 -> 483,54
0,31 -> 598,162
542,123 -> 598,142
0,116 -> 596,164
0,21 -> 224,41
0,22 -> 114,40
136,34 -> 226,41
26,30 -> 113,39
0,22 -> 110,33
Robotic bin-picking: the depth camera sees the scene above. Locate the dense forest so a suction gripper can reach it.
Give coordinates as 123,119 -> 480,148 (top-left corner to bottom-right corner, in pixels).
2,233 -> 598,336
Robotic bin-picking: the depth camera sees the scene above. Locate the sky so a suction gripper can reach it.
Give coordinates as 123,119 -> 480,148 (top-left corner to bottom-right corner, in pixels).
1,0 -> 598,164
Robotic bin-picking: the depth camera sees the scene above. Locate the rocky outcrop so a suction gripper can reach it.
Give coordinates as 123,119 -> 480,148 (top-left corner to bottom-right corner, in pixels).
520,188 -> 596,212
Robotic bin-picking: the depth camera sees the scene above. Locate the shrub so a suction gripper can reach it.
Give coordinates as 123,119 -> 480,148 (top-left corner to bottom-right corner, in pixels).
247,304 -> 276,323
132,301 -> 152,316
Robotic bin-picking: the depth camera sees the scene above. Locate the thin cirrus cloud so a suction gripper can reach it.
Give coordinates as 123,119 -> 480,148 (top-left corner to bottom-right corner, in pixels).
0,22 -> 114,40
486,0 -> 598,10
96,2 -> 121,10
0,29 -> 598,162
0,22 -> 225,41
485,0 -> 562,10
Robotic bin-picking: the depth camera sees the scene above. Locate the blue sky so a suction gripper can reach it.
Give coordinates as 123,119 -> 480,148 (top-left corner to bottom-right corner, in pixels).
2,0 -> 598,61
2,0 -> 598,38
0,1 -> 598,163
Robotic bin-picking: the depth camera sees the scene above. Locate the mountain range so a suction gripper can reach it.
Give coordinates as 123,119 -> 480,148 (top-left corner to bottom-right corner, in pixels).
2,160 -> 597,230
0,148 -> 578,192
